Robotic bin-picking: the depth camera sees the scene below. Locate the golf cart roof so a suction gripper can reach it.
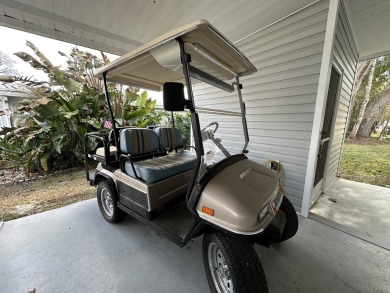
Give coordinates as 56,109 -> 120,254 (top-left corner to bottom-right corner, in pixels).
95,19 -> 256,91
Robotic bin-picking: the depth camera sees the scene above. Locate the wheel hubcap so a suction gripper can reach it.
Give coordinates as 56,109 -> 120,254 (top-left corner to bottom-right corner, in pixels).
208,242 -> 233,293
101,187 -> 114,217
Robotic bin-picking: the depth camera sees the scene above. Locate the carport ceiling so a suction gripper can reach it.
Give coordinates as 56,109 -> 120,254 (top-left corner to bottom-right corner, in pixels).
0,0 -> 314,55
345,0 -> 390,60
0,0 -> 388,60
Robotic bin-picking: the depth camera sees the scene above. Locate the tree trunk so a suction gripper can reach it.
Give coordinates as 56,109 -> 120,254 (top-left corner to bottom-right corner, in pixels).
379,120 -> 389,141
349,58 -> 377,138
356,86 -> 390,137
346,59 -> 375,133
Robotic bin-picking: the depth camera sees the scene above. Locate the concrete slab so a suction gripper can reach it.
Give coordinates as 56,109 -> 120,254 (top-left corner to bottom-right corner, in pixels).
310,178 -> 390,250
0,199 -> 389,293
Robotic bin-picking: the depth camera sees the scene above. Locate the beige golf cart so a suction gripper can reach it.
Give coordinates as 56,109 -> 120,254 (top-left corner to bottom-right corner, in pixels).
84,19 -> 298,293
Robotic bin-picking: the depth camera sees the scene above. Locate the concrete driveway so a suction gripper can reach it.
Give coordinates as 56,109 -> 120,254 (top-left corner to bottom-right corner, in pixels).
1,199 -> 389,293
311,178 -> 390,250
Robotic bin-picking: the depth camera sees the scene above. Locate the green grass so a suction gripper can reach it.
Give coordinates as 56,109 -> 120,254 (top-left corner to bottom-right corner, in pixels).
339,139 -> 390,188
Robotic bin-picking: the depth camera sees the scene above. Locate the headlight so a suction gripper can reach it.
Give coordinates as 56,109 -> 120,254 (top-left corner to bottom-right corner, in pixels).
270,192 -> 283,215
258,205 -> 269,221
259,191 -> 284,222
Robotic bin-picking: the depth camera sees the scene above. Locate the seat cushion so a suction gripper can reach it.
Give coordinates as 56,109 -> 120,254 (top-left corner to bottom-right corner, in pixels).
124,151 -> 197,183
96,146 -> 117,157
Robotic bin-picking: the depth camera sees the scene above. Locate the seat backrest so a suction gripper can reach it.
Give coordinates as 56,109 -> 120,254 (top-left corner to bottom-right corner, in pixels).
120,128 -> 159,155
109,126 -> 136,146
154,127 -> 183,149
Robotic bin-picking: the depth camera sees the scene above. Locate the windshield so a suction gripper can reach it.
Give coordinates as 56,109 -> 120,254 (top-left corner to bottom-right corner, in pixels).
192,78 -> 247,178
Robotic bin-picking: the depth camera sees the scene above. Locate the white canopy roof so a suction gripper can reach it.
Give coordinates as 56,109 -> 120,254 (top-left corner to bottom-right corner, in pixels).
95,19 -> 256,91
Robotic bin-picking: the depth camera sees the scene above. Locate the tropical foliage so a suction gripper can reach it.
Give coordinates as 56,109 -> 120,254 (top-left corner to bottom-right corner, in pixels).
174,112 -> 191,147
0,42 -> 166,174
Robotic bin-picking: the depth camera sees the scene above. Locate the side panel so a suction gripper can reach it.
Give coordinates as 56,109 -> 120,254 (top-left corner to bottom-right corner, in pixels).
193,1 -> 330,213
115,168 -> 193,212
117,180 -> 149,211
324,1 -> 358,189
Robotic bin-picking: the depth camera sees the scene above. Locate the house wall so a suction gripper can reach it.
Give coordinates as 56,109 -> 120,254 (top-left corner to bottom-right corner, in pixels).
193,0 -> 330,213
0,96 -> 12,129
324,1 -> 358,189
0,96 -> 26,129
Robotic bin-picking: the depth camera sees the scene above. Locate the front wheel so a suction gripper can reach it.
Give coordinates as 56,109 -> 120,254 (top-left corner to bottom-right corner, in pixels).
97,181 -> 126,223
202,231 -> 268,293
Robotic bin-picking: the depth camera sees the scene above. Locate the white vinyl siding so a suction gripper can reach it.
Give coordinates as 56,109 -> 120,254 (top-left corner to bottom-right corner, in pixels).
193,1 -> 330,213
0,96 -> 12,129
324,1 -> 358,188
0,95 -> 28,130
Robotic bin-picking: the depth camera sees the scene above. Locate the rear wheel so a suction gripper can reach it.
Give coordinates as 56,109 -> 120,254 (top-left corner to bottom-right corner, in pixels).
274,196 -> 298,242
97,181 -> 126,223
202,231 -> 268,293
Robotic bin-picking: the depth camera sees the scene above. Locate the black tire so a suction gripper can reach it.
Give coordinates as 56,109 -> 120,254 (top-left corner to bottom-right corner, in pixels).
97,181 -> 126,223
202,230 -> 268,293
274,196 -> 298,243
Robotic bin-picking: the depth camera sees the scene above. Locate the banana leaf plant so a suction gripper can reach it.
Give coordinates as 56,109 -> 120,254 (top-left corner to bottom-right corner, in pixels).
0,41 -> 166,175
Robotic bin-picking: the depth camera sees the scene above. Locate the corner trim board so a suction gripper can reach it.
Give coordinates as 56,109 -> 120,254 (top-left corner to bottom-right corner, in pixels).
301,0 -> 340,217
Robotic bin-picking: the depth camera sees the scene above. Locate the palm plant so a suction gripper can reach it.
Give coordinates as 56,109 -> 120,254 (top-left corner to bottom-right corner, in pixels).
0,42 -> 165,175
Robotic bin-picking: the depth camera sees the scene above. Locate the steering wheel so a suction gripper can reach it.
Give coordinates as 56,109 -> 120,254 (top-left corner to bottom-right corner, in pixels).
201,122 -> 219,142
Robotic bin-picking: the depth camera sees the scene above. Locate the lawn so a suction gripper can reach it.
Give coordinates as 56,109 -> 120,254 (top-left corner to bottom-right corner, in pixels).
339,138 -> 390,188
0,169 -> 95,222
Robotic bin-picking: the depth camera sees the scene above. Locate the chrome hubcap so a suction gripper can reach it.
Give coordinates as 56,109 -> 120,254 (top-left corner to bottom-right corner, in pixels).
101,187 -> 114,217
208,242 -> 233,293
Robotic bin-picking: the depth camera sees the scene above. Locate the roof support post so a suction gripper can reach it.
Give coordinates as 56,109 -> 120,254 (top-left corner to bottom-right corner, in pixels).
102,71 -> 120,158
177,37 -> 204,210
177,37 -> 204,157
234,76 -> 250,153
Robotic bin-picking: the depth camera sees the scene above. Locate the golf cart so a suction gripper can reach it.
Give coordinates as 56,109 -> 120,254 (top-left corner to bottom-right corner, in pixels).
84,19 -> 298,293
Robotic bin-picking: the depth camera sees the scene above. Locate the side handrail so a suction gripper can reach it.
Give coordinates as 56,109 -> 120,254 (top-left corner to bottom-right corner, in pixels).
119,154 -> 140,180
84,132 -> 110,180
85,132 -> 111,160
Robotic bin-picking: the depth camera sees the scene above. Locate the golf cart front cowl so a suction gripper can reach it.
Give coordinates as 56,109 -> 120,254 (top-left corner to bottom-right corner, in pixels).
196,158 -> 282,235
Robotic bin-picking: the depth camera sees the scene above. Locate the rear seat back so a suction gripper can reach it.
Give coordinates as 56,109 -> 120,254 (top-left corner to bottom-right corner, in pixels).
154,127 -> 183,150
109,126 -> 136,146
120,128 -> 159,155
120,127 -> 196,184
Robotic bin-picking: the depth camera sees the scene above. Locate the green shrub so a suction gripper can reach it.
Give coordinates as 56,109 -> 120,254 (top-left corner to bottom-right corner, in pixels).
174,112 -> 191,147
0,43 -> 165,175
